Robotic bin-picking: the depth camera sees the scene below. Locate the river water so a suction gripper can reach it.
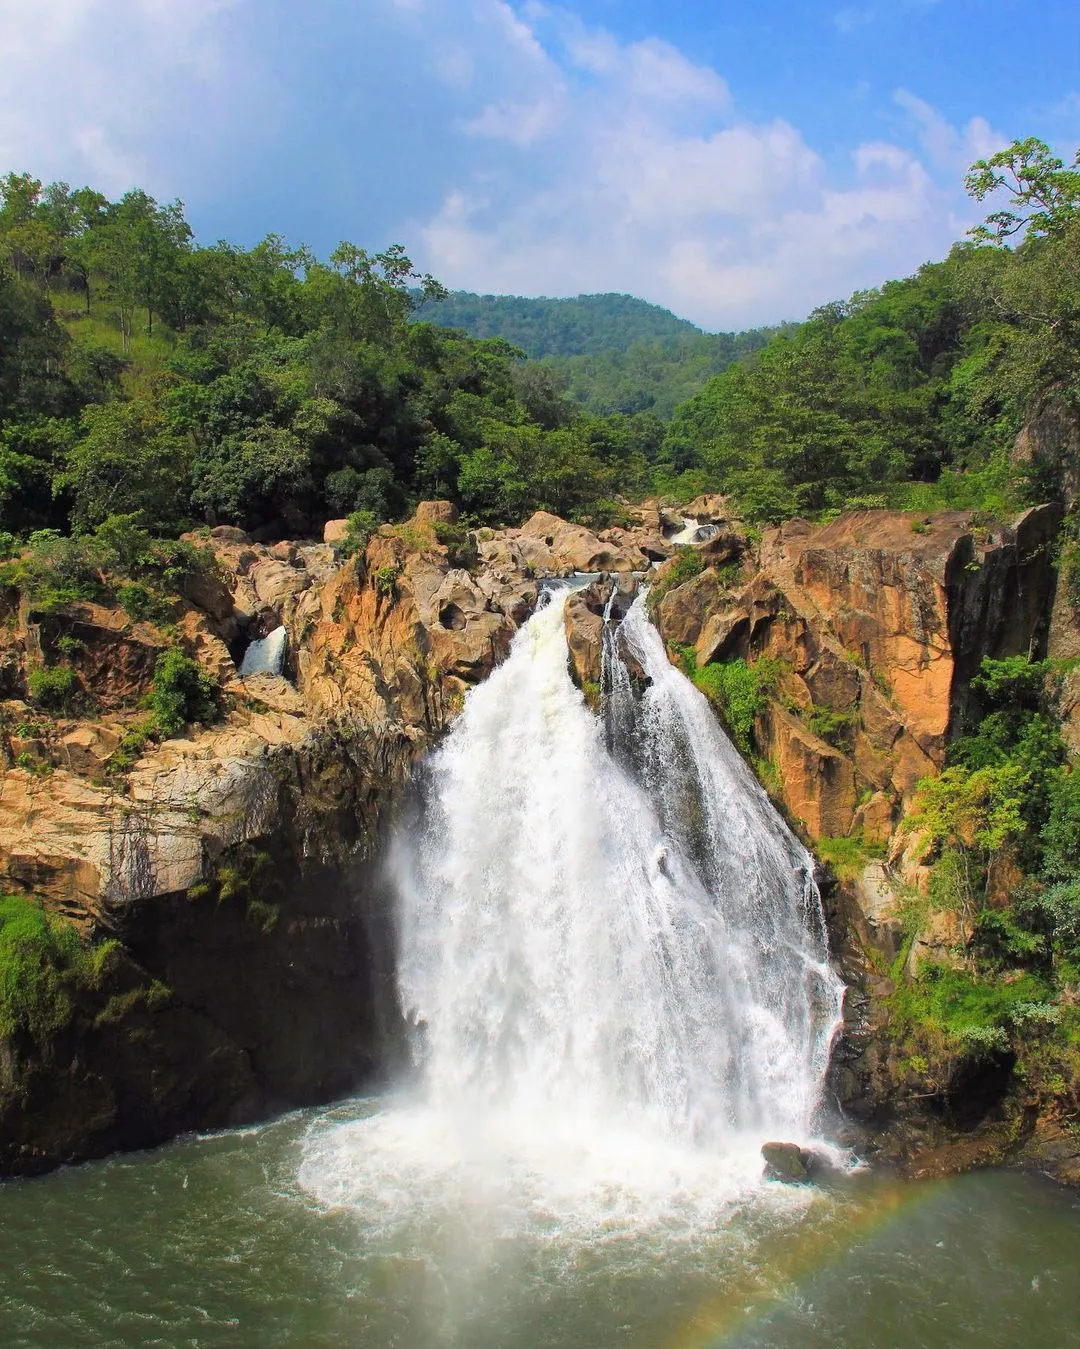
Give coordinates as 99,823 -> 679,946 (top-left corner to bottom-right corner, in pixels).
1,1107 -> 1078,1348
2,590 -> 1078,1346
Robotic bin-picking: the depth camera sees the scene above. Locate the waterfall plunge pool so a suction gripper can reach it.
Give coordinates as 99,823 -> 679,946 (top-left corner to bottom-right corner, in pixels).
4,590 -> 1077,1346
1,1105 -> 1077,1348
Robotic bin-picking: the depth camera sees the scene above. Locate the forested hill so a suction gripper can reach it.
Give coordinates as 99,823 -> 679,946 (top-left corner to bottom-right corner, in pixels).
0,136 -> 1077,545
412,291 -> 703,356
413,290 -> 780,418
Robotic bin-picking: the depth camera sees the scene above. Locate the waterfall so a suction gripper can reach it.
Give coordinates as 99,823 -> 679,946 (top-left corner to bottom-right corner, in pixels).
299,587 -> 844,1229
394,588 -> 841,1141
670,517 -> 720,546
239,625 -> 287,677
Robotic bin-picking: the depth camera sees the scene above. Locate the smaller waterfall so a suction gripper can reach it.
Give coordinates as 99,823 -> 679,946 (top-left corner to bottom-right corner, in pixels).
670,517 -> 720,546
239,626 -> 287,678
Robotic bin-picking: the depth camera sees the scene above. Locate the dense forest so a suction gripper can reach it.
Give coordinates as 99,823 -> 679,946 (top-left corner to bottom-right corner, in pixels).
0,178 -> 678,545
414,291 -> 778,417
661,139 -> 1080,523
412,291 -> 704,353
1,137 -> 1077,555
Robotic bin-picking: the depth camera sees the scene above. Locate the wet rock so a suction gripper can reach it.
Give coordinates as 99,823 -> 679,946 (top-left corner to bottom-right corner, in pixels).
761,1141 -> 810,1182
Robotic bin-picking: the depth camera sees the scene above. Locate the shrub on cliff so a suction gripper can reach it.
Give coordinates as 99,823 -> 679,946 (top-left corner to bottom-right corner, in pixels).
896,652 -> 1080,1109
677,647 -> 780,756
26,664 -> 77,713
146,649 -> 218,738
646,548 -> 705,614
0,896 -> 113,1044
337,508 -> 379,559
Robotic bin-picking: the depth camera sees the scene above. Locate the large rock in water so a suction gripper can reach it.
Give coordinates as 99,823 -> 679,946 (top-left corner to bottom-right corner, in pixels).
562,574 -> 639,691
761,1141 -> 811,1182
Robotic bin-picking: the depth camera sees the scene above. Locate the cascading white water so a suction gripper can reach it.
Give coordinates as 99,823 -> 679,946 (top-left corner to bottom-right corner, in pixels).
239,625 -> 287,677
670,517 -> 720,546
299,586 -> 844,1231
615,596 -> 843,1126
396,587 -> 840,1139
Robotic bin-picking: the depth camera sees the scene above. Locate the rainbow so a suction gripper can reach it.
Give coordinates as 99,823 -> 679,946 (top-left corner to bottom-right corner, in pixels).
663,1177 -> 944,1348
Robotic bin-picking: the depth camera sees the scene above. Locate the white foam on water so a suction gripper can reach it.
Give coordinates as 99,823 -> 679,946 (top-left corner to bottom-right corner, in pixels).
298,588 -> 844,1241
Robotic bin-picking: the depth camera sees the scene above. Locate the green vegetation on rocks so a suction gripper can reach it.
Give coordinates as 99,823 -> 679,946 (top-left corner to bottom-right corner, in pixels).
676,648 -> 781,756
146,649 -> 218,739
645,549 -> 705,614
0,895 -> 114,1043
890,654 -> 1080,1112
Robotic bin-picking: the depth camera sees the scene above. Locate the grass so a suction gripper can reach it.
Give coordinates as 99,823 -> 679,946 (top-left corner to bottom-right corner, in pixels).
0,895 -> 115,1043
646,548 -> 705,613
890,963 -> 1049,1054
55,302 -> 179,378
815,832 -> 885,882
117,582 -> 176,625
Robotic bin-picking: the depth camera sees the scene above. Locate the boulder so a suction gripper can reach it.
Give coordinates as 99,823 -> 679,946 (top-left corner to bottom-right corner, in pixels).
517,511 -> 640,574
761,1141 -> 810,1182
249,557 -> 311,611
323,518 -> 349,546
178,554 -> 235,626
683,493 -> 732,521
414,500 -> 458,525
564,591 -> 606,690
655,569 -> 741,648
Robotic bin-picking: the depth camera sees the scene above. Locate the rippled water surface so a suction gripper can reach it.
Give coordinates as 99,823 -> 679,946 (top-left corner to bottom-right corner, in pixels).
1,1100 -> 1078,1349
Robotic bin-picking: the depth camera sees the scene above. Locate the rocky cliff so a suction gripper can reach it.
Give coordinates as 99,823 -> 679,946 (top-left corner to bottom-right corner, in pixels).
0,503 -> 673,1175
642,499 -> 1079,1181
1,491 -> 1074,1181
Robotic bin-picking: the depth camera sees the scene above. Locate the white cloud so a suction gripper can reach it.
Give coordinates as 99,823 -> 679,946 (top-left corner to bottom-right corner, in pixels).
401,2 -> 1004,328
0,0 -> 1013,329
0,0 -> 240,195
893,88 -> 1002,173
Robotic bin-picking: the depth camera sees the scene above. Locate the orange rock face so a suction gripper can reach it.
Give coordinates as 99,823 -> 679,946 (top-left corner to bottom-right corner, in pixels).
654,505 -> 1061,848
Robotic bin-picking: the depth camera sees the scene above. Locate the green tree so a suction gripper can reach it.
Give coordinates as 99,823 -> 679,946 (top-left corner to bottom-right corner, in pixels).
60,399 -> 188,532
966,137 -> 1080,243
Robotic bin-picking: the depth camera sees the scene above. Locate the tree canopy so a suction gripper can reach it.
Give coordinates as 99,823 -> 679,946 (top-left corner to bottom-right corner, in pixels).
0,137 -> 1077,543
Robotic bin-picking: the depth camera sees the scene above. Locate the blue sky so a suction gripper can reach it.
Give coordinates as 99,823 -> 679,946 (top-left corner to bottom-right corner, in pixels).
1,0 -> 1078,329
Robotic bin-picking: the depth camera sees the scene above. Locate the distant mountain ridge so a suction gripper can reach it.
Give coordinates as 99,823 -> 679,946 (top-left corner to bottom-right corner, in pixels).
413,290 -> 780,418
412,290 -> 706,359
